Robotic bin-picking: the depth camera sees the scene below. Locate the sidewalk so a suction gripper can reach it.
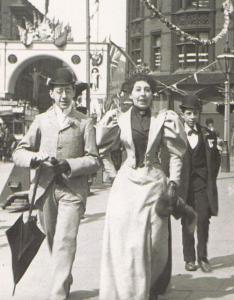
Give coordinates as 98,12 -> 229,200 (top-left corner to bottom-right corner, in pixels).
0,174 -> 234,299
0,184 -> 109,300
166,174 -> 234,300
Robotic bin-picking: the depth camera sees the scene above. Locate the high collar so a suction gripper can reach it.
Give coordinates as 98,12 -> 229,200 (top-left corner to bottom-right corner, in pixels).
132,105 -> 151,117
53,103 -> 73,117
184,122 -> 198,133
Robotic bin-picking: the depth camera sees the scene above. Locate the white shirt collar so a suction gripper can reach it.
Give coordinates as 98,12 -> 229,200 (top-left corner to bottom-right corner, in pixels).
54,103 -> 72,117
53,104 -> 73,129
184,123 -> 199,149
184,123 -> 198,133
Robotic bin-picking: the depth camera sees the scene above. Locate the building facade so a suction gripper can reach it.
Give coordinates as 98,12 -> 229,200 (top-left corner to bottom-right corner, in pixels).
0,0 -> 43,40
126,0 -> 234,139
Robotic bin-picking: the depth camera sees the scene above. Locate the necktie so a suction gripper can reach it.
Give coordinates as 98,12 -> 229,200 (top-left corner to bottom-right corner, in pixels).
187,127 -> 198,136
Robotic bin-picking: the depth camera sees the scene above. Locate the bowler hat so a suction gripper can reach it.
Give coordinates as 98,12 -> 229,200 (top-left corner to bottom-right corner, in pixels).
179,94 -> 202,111
205,118 -> 214,125
49,67 -> 76,87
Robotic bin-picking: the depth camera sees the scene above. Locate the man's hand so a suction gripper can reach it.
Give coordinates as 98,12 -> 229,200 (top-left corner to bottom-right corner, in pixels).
50,157 -> 71,175
30,156 -> 49,169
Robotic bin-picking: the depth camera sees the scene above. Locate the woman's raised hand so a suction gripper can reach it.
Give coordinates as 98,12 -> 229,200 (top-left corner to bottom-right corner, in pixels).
104,109 -> 119,125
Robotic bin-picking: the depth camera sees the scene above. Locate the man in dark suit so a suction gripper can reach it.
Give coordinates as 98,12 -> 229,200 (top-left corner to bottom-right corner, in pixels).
178,94 -> 220,273
13,67 -> 100,300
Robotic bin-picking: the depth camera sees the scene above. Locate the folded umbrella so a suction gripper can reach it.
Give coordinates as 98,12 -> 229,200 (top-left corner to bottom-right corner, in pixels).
6,164 -> 45,295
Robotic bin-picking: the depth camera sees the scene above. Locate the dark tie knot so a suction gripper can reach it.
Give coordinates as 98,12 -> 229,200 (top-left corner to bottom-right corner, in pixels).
188,128 -> 198,136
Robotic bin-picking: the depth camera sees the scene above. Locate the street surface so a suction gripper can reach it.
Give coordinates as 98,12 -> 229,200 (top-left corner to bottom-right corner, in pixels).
0,162 -> 234,300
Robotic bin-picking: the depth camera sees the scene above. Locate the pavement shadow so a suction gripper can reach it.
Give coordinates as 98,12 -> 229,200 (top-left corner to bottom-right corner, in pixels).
171,274 -> 234,299
81,212 -> 105,224
69,289 -> 98,299
210,254 -> 234,270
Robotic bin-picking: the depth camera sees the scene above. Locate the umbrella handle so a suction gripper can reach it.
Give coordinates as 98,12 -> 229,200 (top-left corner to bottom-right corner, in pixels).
28,164 -> 42,221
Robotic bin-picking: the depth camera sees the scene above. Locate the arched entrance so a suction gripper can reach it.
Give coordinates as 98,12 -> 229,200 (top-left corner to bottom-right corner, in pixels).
14,56 -> 73,113
0,41 -> 109,133
0,41 -> 109,100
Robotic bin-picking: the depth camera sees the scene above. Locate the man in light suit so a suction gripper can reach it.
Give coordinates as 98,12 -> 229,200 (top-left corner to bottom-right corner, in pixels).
13,67 -> 100,300
178,94 -> 220,273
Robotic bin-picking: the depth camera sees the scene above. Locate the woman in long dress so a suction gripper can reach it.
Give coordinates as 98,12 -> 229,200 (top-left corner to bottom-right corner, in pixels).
96,73 -> 187,300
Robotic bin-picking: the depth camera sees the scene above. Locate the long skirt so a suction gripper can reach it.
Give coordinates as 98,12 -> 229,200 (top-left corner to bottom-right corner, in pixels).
99,164 -> 171,300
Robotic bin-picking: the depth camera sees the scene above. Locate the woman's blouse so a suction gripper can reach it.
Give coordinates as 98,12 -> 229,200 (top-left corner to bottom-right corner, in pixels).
96,107 -> 187,184
131,106 -> 151,167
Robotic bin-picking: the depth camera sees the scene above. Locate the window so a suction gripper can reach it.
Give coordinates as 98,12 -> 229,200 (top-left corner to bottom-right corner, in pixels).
178,0 -> 209,9
131,0 -> 141,20
187,0 -> 209,8
131,37 -> 142,66
151,34 -> 161,70
177,31 -> 209,69
178,0 -> 183,9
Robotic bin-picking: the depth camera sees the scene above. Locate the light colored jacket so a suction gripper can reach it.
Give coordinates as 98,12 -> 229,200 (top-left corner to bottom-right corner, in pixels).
13,106 -> 100,205
96,107 -> 187,185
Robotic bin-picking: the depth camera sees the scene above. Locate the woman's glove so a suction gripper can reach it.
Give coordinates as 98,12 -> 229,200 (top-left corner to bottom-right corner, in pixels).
155,181 -> 177,217
166,180 -> 177,209
102,109 -> 119,125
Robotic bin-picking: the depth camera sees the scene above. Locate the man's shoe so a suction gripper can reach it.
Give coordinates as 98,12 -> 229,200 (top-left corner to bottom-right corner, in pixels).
199,260 -> 212,273
185,261 -> 197,271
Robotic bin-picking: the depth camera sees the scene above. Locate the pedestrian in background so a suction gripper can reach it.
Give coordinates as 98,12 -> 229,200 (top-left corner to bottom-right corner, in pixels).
2,126 -> 16,161
96,73 -> 187,300
205,117 -> 223,154
178,94 -> 220,273
13,67 -> 100,300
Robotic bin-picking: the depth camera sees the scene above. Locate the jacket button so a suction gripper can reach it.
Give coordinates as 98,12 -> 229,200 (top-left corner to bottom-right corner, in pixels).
57,146 -> 63,150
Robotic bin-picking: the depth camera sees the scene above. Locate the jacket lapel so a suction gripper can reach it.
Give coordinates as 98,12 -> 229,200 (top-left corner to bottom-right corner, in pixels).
59,108 -> 80,132
145,110 -> 167,154
121,107 -> 135,150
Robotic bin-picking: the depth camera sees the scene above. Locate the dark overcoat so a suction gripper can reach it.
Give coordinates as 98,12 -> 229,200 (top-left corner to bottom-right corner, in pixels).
178,123 -> 220,216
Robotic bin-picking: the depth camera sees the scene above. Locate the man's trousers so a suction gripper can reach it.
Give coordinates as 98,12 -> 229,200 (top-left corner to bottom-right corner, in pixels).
37,180 -> 85,300
181,186 -> 210,263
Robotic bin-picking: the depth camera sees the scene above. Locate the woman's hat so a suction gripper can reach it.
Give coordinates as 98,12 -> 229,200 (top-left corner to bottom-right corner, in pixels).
179,94 -> 202,111
48,67 -> 76,87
